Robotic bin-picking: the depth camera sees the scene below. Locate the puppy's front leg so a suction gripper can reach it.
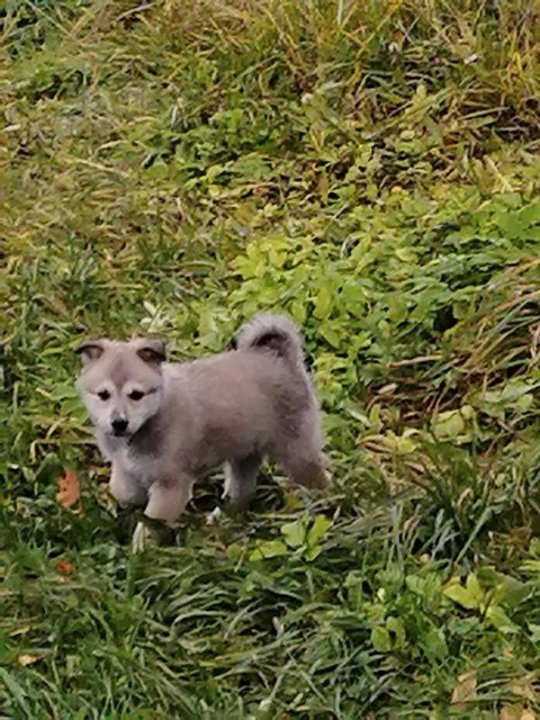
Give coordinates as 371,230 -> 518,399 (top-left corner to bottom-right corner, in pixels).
110,463 -> 147,507
132,476 -> 194,553
144,475 -> 194,527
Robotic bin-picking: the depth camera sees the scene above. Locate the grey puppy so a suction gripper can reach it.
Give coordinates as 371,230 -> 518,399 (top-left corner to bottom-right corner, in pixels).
76,314 -> 328,534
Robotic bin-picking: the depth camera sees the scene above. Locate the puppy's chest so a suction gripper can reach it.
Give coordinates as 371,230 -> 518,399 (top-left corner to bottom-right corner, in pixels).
116,446 -> 157,486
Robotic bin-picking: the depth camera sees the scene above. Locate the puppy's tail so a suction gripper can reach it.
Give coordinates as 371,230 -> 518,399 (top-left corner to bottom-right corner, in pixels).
235,313 -> 305,367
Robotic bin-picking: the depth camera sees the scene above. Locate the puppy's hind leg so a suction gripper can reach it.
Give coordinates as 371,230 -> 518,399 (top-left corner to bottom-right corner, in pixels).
285,455 -> 329,491
222,454 -> 262,511
279,438 -> 329,492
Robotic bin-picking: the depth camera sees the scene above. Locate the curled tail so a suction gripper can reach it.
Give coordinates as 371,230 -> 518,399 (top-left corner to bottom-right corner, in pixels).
235,313 -> 305,367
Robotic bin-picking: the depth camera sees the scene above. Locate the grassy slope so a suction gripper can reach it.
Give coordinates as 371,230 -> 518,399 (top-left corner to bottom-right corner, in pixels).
1,1 -> 540,717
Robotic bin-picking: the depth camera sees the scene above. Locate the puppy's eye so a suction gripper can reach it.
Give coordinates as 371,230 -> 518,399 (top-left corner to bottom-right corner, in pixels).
129,390 -> 144,401
98,390 -> 110,401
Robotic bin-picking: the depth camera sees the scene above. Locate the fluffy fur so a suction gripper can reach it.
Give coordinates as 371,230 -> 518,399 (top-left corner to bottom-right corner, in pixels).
76,313 -> 328,525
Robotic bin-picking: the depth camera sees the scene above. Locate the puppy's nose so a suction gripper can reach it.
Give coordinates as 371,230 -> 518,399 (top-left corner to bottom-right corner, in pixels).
111,418 -> 128,435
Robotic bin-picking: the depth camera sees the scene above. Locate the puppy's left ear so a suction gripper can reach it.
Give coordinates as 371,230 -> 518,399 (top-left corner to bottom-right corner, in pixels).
136,339 -> 167,365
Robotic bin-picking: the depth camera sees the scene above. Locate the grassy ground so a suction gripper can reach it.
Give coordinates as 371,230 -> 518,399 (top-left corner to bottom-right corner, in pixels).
1,1 -> 540,717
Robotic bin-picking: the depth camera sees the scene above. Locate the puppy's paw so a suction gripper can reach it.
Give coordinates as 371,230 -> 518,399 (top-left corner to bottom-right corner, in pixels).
132,520 -> 153,553
132,516 -> 178,551
206,506 -> 223,525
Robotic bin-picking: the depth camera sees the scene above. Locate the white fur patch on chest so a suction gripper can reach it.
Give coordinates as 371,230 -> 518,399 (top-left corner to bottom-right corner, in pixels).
116,445 -> 157,487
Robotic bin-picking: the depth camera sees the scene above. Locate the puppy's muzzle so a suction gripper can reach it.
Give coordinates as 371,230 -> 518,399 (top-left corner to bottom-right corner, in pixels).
111,418 -> 129,436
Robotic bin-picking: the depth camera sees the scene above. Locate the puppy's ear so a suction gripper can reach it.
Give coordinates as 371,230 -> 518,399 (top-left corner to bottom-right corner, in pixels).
136,339 -> 166,365
229,336 -> 238,351
76,340 -> 105,366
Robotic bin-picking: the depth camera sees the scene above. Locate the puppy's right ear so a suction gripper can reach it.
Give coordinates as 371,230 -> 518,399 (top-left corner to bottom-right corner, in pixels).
75,340 -> 105,366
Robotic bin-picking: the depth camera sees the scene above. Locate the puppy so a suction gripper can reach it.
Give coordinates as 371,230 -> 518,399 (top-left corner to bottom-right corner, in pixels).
76,314 -> 328,534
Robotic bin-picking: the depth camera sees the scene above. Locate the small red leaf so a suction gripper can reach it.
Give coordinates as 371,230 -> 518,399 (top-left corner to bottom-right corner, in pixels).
55,559 -> 73,575
57,469 -> 81,509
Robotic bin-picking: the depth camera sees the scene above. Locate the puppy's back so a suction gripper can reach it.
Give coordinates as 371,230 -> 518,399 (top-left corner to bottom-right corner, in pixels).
162,351 -> 314,462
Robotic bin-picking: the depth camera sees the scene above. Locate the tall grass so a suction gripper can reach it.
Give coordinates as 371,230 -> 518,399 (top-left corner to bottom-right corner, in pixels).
1,1 -> 540,717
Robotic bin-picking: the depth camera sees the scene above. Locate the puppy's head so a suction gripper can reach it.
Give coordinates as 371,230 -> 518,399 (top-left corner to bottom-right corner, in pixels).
76,338 -> 166,439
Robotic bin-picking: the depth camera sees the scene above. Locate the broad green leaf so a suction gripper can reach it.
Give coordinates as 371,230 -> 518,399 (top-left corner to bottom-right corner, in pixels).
371,626 -> 392,652
433,409 -> 464,439
304,544 -> 322,561
319,324 -> 341,348
386,617 -> 406,649
281,514 -> 309,549
500,381 -> 537,403
514,394 -> 534,413
249,540 -> 288,561
396,436 -> 417,454
424,627 -> 448,660
528,623 -> 540,644
226,543 -> 243,561
432,407 -> 474,441
290,300 -> 307,325
367,603 -> 386,623
306,515 -> 332,547
268,244 -> 286,268
387,293 -> 408,324
493,576 -> 532,608
466,572 -> 483,602
494,212 -> 524,239
231,154 -> 269,179
314,284 -> 333,319
443,574 -> 484,610
395,247 -> 417,263
145,159 -> 168,179
369,404 -> 382,430
460,405 -> 475,420
197,307 -> 222,349
383,432 -> 417,454
486,605 -> 517,634
519,201 -> 540,227
341,283 -> 366,318
206,163 -> 226,182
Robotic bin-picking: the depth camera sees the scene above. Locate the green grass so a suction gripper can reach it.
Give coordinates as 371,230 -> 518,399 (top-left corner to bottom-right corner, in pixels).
1,1 -> 540,717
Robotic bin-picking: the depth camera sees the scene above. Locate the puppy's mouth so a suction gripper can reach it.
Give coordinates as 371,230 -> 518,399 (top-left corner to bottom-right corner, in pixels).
109,428 -> 131,438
